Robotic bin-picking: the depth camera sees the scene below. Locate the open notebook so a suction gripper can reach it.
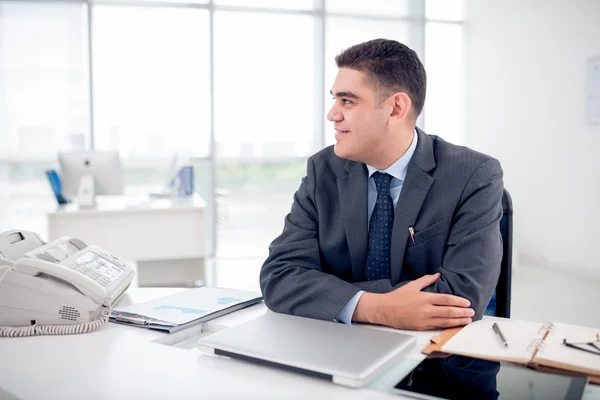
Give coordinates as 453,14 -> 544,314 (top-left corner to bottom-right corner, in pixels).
423,319 -> 600,382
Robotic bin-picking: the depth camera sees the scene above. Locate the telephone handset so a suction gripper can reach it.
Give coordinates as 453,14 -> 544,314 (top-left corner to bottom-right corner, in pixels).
0,229 -> 135,337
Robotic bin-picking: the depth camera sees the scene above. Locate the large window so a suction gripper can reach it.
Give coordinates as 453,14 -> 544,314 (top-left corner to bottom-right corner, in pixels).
0,1 -> 89,234
214,11 -> 317,160
213,11 -> 316,257
326,0 -> 410,16
92,5 -> 210,194
0,0 -> 464,259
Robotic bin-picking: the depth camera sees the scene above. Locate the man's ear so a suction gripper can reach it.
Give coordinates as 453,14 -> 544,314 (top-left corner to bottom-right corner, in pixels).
389,92 -> 412,124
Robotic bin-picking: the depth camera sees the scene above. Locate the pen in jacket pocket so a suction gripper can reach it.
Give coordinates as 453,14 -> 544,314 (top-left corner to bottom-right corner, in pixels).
408,226 -> 416,244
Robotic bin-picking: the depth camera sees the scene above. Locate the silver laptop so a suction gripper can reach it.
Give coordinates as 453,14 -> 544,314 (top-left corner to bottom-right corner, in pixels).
197,311 -> 416,388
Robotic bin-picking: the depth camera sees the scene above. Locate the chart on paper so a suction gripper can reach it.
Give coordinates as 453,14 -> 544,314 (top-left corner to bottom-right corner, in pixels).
112,288 -> 261,325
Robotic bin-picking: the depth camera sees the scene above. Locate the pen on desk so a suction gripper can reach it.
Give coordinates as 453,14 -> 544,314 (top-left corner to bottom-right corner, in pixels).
408,226 -> 416,244
115,314 -> 149,325
492,322 -> 509,348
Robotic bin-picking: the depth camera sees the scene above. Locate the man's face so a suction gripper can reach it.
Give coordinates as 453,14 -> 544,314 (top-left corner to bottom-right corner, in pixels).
327,68 -> 390,164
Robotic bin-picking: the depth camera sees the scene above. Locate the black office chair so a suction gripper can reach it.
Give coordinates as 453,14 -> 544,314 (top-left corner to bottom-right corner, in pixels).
483,189 -> 513,318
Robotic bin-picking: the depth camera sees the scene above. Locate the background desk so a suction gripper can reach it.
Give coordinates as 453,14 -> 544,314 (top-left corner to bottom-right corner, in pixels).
0,288 -> 598,400
46,195 -> 206,287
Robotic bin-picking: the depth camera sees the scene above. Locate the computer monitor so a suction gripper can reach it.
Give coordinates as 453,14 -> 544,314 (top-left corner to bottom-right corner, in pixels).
58,151 -> 124,197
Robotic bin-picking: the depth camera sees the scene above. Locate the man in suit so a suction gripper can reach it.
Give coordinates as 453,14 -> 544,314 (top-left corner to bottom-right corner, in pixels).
259,39 -> 503,330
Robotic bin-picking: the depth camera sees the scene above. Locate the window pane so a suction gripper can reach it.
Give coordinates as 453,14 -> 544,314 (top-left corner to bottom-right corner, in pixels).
0,1 -> 89,234
324,17 -> 411,146
216,160 -> 306,257
326,0 -> 409,17
0,2 -> 90,158
214,11 -> 316,159
424,22 -> 464,144
214,11 -> 316,257
214,0 -> 314,10
426,0 -> 464,21
92,5 -> 210,192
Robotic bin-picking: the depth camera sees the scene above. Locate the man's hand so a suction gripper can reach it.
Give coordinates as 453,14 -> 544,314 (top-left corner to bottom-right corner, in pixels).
352,273 -> 474,330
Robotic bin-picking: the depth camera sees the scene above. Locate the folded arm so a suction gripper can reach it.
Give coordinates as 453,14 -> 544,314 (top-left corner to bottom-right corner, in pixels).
261,157 -> 503,327
351,158 -> 504,327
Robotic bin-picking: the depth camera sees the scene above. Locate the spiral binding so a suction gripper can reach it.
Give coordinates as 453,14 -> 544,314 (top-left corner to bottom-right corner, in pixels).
538,323 -> 556,335
528,323 -> 555,359
0,306 -> 111,338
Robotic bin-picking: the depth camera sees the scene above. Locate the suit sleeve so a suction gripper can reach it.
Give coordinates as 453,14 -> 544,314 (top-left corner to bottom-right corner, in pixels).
259,157 -> 361,321
421,158 -> 504,320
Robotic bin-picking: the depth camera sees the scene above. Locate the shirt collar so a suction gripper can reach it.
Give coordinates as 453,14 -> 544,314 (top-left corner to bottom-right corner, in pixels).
366,129 -> 418,181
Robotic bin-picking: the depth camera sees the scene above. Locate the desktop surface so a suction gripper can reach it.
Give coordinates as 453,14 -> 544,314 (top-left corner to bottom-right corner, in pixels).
1,289 -> 598,400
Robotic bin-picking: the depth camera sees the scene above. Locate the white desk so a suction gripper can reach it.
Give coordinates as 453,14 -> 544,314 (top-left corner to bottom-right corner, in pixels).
46,195 -> 207,287
0,288 -> 598,400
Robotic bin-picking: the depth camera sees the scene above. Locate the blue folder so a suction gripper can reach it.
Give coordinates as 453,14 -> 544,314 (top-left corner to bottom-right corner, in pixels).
45,169 -> 70,205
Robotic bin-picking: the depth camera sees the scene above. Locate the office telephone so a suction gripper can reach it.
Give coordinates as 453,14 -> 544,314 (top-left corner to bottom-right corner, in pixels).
0,229 -> 135,337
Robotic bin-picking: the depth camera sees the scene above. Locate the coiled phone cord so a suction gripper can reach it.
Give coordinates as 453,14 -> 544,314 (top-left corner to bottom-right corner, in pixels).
0,306 -> 111,337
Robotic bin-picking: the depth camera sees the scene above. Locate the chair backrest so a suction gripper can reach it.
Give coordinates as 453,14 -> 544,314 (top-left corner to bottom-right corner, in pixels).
484,189 -> 513,318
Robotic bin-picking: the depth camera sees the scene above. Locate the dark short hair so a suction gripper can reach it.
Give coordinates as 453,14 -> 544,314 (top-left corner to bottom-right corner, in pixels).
335,38 -> 427,118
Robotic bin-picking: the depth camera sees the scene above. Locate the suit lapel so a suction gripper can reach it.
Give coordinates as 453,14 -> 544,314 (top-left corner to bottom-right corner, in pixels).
390,128 -> 436,283
337,160 -> 368,281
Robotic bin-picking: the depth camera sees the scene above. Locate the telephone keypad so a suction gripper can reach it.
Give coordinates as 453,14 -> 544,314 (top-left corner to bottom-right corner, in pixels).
70,251 -> 125,288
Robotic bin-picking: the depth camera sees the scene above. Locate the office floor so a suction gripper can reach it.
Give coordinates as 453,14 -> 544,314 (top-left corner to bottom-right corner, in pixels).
181,259 -> 600,329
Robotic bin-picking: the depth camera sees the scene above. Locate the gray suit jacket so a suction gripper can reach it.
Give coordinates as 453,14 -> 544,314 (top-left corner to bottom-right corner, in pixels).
260,128 -> 504,321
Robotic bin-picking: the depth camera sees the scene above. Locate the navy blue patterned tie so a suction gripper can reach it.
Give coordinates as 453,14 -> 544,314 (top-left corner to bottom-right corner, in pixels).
365,172 -> 394,280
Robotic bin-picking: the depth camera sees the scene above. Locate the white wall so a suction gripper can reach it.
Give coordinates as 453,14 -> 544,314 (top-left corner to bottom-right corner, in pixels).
465,0 -> 600,278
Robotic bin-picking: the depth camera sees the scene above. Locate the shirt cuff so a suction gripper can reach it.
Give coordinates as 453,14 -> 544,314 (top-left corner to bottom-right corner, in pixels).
335,291 -> 365,324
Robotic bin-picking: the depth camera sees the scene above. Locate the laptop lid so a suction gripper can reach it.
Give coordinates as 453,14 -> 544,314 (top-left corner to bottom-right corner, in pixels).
197,311 -> 416,388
